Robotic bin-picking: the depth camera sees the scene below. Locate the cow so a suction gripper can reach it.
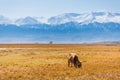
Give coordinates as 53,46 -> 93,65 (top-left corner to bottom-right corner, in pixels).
68,53 -> 82,68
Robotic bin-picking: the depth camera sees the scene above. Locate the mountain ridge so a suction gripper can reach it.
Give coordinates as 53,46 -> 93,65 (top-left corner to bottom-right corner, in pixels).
0,12 -> 120,43
0,11 -> 120,25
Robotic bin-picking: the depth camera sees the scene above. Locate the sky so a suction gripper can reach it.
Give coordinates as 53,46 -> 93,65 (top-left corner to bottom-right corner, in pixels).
0,0 -> 120,18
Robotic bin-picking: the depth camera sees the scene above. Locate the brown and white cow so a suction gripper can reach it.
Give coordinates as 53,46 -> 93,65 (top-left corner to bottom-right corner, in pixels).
68,53 -> 82,68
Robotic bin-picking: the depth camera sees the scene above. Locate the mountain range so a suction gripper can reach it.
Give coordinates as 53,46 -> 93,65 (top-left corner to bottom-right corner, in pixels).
0,12 -> 120,43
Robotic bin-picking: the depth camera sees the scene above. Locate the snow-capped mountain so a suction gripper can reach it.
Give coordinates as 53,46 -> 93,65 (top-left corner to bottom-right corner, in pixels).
34,17 -> 48,24
48,12 -> 120,24
15,16 -> 39,25
0,11 -> 120,25
0,11 -> 120,43
48,13 -> 80,24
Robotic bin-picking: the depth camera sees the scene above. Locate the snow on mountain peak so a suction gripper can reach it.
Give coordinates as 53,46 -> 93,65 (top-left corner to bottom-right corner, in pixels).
0,12 -> 120,25
48,13 -> 81,24
48,12 -> 120,24
34,17 -> 49,24
93,12 -> 120,23
15,16 -> 39,25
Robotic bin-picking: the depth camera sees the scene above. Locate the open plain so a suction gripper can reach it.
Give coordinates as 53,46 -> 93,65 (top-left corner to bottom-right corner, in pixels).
0,44 -> 120,80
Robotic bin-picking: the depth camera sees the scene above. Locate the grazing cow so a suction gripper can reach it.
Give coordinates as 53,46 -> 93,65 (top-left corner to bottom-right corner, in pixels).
68,53 -> 82,68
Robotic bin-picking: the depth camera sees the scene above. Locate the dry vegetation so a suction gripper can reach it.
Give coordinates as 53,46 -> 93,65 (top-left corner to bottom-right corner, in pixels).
0,44 -> 120,80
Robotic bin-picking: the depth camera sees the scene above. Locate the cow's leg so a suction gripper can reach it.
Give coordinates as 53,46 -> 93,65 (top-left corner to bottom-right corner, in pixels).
74,60 -> 77,68
68,59 -> 70,67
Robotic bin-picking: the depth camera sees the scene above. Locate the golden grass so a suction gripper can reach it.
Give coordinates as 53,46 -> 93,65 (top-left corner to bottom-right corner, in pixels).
0,44 -> 120,80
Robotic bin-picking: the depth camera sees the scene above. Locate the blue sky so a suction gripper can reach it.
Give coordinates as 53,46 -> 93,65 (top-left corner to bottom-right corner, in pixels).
0,0 -> 120,18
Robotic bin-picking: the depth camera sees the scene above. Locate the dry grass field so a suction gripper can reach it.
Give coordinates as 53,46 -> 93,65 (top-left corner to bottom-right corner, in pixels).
0,44 -> 120,80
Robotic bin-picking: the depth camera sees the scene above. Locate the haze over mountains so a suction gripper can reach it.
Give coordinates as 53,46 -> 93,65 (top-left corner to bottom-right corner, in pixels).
0,12 -> 120,43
